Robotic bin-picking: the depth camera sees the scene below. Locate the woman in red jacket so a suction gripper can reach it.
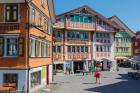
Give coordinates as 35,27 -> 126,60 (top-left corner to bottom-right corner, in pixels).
94,67 -> 101,84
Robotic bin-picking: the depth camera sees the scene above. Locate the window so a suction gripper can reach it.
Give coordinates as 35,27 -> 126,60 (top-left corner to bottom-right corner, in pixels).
68,46 -> 71,52
44,18 -> 48,32
5,4 -> 18,22
96,33 -> 99,38
53,31 -> 61,39
96,45 -> 99,52
85,46 -> 88,52
38,14 -> 42,29
47,42 -> 51,56
100,46 -> 103,52
57,46 -> 61,53
53,46 -> 56,52
32,8 -> 36,25
41,0 -> 45,7
72,46 -> 76,52
6,38 -> 18,56
77,46 -> 80,52
81,46 -> 84,52
41,42 -> 44,56
31,71 -> 41,88
3,74 -> 18,85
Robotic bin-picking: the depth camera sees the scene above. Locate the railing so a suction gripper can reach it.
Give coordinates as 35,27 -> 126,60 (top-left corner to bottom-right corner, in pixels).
53,53 -> 62,61
67,39 -> 89,44
66,21 -> 95,30
54,21 -> 114,31
96,52 -> 111,58
67,53 -> 91,60
0,23 -> 19,31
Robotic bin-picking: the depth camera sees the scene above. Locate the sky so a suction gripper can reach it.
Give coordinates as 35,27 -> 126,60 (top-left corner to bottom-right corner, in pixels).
54,0 -> 140,32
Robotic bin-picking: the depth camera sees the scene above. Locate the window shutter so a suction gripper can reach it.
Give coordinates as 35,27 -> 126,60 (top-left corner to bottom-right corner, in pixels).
36,40 -> 39,57
0,37 -> 4,56
29,39 -> 33,57
18,37 -> 24,56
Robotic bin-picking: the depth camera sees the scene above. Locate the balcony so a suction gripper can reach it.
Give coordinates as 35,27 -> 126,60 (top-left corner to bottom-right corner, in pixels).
0,23 -> 19,33
95,52 -> 111,58
54,21 -> 114,31
66,53 -> 91,60
53,53 -> 62,61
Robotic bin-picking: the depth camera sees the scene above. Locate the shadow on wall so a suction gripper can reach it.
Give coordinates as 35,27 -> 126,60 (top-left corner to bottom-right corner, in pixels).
84,74 -> 140,93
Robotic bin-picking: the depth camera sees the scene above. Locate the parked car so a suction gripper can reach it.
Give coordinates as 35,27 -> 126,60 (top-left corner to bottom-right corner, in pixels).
119,61 -> 131,68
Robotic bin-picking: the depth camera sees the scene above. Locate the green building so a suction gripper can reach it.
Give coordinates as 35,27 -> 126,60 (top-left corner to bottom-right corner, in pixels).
109,16 -> 135,63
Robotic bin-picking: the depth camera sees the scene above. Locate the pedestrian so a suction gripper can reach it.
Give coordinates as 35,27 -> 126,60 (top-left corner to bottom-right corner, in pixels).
94,67 -> 101,84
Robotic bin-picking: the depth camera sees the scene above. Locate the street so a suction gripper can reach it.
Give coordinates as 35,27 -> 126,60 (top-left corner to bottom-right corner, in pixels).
46,68 -> 140,93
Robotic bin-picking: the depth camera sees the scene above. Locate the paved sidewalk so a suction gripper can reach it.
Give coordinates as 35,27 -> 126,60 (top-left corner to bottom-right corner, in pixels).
39,68 -> 140,93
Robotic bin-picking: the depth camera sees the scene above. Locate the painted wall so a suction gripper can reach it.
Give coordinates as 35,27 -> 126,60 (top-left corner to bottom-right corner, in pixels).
115,31 -> 132,57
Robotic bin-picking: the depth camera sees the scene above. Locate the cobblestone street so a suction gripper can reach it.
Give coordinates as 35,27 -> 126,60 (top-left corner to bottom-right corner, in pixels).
43,68 -> 140,93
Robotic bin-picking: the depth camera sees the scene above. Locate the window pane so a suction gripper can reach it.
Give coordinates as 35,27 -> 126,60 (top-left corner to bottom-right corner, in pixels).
7,38 -> 18,56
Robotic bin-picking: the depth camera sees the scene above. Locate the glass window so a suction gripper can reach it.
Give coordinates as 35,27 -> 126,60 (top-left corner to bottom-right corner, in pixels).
57,46 -> 61,53
77,46 -> 80,52
81,46 -> 84,52
72,46 -> 76,52
44,43 -> 47,56
96,45 -> 99,52
5,4 -> 18,22
44,18 -> 48,32
68,46 -> 71,52
6,38 -> 18,56
38,14 -> 42,29
32,8 -> 36,25
85,46 -> 88,52
31,71 -> 41,88
53,46 -> 56,52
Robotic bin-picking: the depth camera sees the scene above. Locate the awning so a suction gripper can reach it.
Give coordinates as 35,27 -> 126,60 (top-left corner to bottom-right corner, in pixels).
115,56 -> 128,59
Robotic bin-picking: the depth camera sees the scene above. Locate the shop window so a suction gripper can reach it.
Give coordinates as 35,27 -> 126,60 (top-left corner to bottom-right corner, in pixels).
3,74 -> 18,88
0,37 -> 4,56
31,71 -> 41,88
5,4 -> 18,22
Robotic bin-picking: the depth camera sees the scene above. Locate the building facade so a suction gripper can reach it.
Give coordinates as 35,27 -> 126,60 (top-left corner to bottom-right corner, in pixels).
109,16 -> 135,63
0,0 -> 55,92
53,6 -> 120,73
133,31 -> 140,56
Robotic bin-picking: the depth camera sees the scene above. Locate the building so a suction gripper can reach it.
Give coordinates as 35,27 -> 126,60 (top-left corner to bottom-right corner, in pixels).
109,16 -> 135,63
53,6 -> 120,73
0,0 -> 55,92
132,31 -> 140,56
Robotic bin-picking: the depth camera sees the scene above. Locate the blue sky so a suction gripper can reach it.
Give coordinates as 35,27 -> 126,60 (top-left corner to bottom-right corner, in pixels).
54,0 -> 140,32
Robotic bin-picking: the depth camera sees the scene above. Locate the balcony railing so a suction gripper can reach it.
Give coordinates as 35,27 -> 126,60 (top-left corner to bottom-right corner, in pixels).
96,52 -> 111,58
0,23 -> 19,32
54,21 -> 114,31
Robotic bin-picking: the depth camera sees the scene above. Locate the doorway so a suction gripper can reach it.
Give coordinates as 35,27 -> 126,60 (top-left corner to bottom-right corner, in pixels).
74,61 -> 84,73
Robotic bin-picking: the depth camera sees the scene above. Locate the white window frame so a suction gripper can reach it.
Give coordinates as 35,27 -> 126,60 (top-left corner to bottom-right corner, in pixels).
3,35 -> 19,57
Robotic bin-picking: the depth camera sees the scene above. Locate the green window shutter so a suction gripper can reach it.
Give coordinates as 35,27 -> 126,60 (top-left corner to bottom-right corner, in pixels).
75,15 -> 79,22
0,37 -> 4,56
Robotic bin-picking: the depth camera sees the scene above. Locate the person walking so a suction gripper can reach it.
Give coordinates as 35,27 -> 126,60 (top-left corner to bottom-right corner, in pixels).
94,67 -> 101,84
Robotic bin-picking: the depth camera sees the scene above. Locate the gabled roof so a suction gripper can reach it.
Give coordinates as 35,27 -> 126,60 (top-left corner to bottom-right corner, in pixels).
56,5 -> 120,30
109,16 -> 136,37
